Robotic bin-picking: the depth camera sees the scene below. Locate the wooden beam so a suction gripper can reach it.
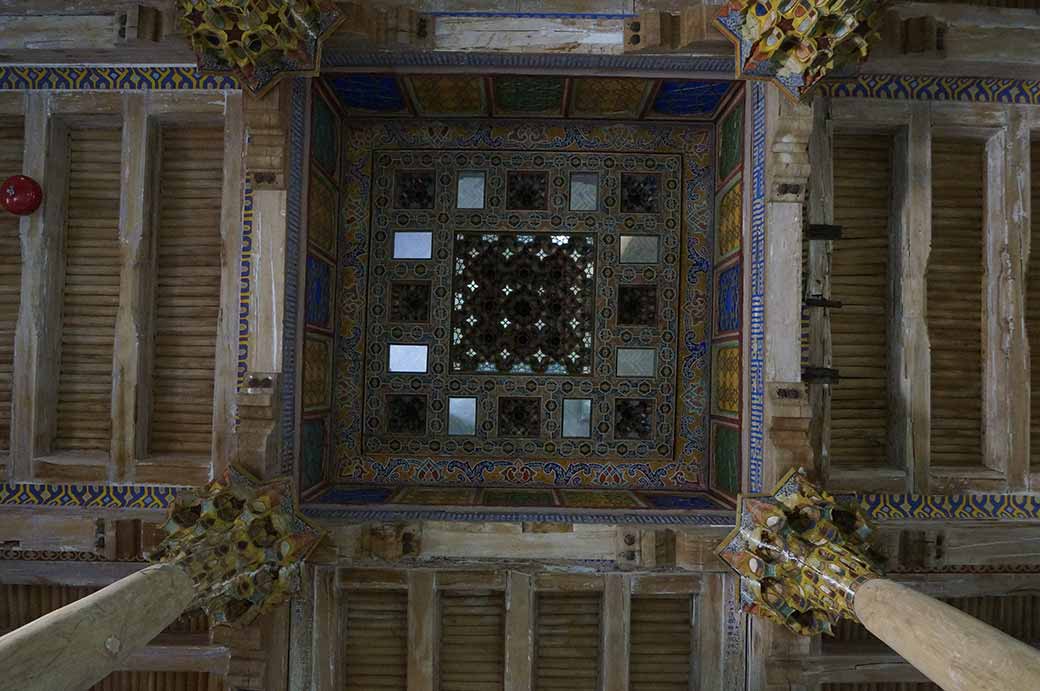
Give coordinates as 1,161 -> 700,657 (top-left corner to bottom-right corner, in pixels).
601,574 -> 629,691
903,104 -> 933,493
1005,108 -> 1031,492
982,127 -> 1013,483
213,91 -> 244,479
504,571 -> 533,691
419,522 -> 618,561
117,633 -> 231,675
312,567 -> 336,691
407,571 -> 436,691
11,92 -> 66,476
807,95 -> 834,485
768,653 -> 929,686
697,573 -> 725,691
0,560 -> 145,586
111,93 -> 155,482
431,15 -> 625,55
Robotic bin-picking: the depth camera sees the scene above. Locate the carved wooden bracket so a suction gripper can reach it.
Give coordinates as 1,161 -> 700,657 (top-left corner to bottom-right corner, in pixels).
235,372 -> 281,481
768,97 -> 813,203
334,2 -> 434,49
623,5 -> 722,53
244,85 -> 291,191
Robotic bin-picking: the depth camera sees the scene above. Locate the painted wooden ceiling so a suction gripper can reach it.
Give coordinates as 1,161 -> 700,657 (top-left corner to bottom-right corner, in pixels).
322,73 -> 736,120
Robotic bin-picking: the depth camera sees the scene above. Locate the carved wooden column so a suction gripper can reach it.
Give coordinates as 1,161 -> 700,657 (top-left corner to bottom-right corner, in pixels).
718,469 -> 1040,691
0,470 -> 321,691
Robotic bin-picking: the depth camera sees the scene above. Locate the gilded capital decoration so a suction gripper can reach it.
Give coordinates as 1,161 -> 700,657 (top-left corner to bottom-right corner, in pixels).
715,468 -> 882,636
714,0 -> 888,103
149,466 -> 324,626
179,0 -> 344,97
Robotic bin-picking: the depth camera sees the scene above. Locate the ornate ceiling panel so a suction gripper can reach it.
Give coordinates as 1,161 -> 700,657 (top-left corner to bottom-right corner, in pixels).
320,73 -> 735,121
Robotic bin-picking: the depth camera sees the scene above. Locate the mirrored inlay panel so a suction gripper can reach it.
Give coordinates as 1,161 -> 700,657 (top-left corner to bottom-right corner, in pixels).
457,171 -> 486,209
388,344 -> 429,373
363,149 -> 683,460
448,397 -> 477,435
393,231 -> 433,259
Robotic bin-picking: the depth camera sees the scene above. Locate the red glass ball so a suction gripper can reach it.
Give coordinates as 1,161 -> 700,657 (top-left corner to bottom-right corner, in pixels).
1,175 -> 43,216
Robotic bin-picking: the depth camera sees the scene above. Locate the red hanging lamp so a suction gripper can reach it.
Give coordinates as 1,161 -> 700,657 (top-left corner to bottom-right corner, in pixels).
1,174 -> 43,216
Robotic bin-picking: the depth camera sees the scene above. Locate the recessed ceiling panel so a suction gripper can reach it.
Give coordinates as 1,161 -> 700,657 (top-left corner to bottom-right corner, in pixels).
493,75 -> 565,116
327,74 -> 409,114
649,80 -> 733,119
406,74 -> 487,117
570,77 -> 651,119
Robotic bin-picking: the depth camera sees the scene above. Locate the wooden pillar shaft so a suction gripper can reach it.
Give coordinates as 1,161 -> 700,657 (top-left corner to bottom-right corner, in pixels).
854,578 -> 1040,691
0,563 -> 194,691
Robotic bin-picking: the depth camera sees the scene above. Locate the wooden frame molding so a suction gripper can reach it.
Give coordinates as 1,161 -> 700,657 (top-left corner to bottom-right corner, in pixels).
5,90 -> 243,486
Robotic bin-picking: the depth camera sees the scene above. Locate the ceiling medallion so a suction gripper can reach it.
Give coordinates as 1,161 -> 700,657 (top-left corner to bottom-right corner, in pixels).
179,0 -> 344,97
714,0 -> 888,103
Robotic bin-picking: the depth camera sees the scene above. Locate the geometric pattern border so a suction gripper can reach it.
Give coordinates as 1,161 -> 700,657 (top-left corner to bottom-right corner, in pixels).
5,481 -> 1040,522
818,74 -> 1040,104
0,66 -> 239,90
0,482 -> 181,509
747,82 -> 767,493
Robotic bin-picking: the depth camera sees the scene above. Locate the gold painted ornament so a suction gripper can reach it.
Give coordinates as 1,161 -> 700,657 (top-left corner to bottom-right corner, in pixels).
149,466 -> 324,626
715,468 -> 883,636
179,0 -> 344,96
715,0 -> 888,102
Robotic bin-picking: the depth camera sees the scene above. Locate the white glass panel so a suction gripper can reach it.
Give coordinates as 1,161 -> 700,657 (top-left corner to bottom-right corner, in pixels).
393,231 -> 433,259
562,398 -> 592,438
448,397 -> 477,435
457,172 -> 486,209
619,235 -> 659,263
389,344 -> 428,373
617,348 -> 655,377
569,172 -> 598,211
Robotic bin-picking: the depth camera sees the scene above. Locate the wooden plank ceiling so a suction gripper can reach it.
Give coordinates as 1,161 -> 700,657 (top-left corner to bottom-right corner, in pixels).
54,127 -> 123,458
829,135 -> 893,468
928,139 -> 986,468
148,126 -> 224,460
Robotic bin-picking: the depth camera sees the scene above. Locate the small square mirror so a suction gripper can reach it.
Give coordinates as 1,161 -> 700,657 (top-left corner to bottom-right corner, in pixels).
388,344 -> 429,373
448,397 -> 477,435
393,231 -> 433,260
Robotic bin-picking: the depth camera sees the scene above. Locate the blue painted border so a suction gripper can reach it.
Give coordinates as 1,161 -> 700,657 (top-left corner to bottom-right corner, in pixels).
239,177 -> 254,388
0,66 -> 238,90
282,78 -> 308,474
748,82 -> 767,493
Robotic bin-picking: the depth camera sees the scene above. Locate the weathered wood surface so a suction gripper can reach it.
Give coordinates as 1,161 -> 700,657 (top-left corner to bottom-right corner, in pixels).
0,562 -> 194,691
407,571 -> 436,691
12,93 -> 66,478
504,571 -> 533,691
829,135 -> 893,472
854,578 -> 1040,691
928,138 -> 987,471
111,94 -> 153,482
439,589 -> 506,691
343,587 -> 408,691
148,125 -> 224,461
0,107 -> 24,470
807,97 -> 834,482
629,593 -> 692,691
534,591 -> 602,690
